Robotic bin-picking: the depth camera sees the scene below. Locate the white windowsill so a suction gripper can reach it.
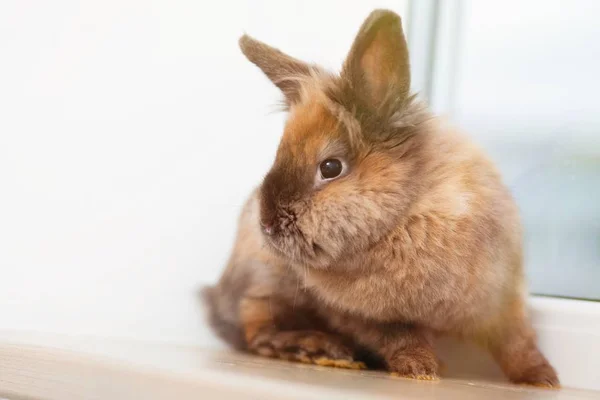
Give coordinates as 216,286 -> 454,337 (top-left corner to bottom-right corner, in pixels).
0,296 -> 599,399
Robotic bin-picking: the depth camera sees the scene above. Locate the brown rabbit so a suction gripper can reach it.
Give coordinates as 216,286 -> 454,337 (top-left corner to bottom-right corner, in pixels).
203,9 -> 559,387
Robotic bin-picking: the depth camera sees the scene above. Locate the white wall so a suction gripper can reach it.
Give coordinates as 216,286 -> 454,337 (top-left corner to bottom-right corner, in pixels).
0,0 -> 407,345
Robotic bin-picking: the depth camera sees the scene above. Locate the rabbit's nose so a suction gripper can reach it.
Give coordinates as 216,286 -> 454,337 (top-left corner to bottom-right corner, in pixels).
260,220 -> 275,236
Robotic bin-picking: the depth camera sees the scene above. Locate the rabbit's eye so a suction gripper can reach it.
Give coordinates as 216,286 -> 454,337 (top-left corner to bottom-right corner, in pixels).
319,159 -> 343,180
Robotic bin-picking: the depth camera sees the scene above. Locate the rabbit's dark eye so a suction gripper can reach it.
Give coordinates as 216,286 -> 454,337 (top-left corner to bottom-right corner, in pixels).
319,159 -> 343,180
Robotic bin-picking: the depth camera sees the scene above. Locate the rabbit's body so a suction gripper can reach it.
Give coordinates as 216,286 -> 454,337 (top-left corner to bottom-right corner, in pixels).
204,10 -> 558,387
298,121 -> 521,331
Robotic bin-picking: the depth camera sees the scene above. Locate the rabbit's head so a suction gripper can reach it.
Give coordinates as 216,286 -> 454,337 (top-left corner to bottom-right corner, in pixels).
242,10 -> 429,269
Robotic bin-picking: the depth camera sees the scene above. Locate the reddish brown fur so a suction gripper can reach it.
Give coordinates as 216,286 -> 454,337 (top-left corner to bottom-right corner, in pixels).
204,9 -> 559,387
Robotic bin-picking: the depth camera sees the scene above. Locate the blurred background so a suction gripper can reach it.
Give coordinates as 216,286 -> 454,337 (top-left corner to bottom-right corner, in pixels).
0,0 -> 598,347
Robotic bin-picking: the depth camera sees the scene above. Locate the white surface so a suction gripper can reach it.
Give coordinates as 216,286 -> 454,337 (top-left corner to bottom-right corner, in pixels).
3,333 -> 599,400
0,296 -> 598,391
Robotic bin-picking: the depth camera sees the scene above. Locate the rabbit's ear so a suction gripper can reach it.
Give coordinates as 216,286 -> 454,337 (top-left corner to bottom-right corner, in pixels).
342,10 -> 410,112
239,35 -> 311,105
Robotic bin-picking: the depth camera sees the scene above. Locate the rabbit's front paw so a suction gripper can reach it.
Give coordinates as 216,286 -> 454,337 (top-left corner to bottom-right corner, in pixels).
388,349 -> 439,380
250,330 -> 365,369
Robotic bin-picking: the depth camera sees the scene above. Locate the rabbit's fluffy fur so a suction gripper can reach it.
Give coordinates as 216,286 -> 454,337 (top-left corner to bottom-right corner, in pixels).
203,10 -> 559,387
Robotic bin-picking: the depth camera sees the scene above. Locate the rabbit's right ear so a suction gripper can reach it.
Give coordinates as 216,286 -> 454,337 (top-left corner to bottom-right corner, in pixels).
342,10 -> 411,115
239,35 -> 312,105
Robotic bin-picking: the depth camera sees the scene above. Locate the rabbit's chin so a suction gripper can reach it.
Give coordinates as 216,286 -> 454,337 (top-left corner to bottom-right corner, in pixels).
262,231 -> 334,270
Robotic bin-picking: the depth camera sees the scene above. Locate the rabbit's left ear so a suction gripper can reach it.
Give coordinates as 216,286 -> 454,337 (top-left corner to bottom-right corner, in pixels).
239,35 -> 312,105
342,10 -> 411,112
